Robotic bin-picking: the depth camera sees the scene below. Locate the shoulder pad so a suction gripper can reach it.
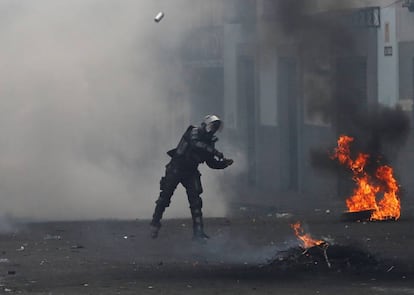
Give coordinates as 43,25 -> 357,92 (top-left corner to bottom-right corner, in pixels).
190,126 -> 200,137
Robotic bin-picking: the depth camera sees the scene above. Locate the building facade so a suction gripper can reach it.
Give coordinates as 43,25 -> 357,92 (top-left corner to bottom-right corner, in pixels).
218,0 -> 414,208
184,0 -> 414,208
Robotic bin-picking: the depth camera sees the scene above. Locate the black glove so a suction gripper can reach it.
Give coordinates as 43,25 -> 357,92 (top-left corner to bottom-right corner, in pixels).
214,150 -> 224,159
224,158 -> 234,167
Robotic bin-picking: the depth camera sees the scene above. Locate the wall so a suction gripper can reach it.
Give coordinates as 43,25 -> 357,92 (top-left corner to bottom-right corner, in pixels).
306,0 -> 396,14
397,5 -> 414,104
378,6 -> 399,107
396,4 -> 414,206
397,4 -> 414,42
254,8 -> 280,192
223,24 -> 241,130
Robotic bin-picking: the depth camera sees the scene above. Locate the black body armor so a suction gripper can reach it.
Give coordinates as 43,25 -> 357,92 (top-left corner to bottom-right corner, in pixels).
150,124 -> 231,240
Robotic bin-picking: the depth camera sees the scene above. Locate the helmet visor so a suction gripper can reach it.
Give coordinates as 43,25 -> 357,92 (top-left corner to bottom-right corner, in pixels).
206,120 -> 222,133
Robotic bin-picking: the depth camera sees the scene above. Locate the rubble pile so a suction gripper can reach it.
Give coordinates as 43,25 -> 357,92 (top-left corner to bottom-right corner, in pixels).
266,244 -> 379,272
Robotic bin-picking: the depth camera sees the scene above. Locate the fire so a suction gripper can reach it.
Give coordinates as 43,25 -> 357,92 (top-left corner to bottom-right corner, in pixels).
331,135 -> 400,220
291,222 -> 324,249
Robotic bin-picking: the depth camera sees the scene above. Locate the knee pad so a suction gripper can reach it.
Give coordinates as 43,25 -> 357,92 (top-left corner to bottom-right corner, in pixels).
191,207 -> 203,218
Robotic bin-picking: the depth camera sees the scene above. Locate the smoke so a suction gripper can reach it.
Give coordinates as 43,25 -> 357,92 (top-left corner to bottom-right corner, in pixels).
263,1 -> 410,174
0,0 -> 228,220
194,236 -> 293,265
176,228 -> 298,265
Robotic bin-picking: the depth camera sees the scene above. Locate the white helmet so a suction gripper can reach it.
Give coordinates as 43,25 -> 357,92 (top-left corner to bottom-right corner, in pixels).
203,114 -> 222,134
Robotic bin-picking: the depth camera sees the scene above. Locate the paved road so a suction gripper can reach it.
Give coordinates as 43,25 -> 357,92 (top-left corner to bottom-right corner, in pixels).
0,212 -> 413,294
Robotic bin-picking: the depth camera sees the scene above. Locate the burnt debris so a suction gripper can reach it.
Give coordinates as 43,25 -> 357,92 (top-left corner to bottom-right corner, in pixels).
265,244 -> 379,273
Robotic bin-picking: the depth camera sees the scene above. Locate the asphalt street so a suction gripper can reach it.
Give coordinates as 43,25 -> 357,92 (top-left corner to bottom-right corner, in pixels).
0,210 -> 413,294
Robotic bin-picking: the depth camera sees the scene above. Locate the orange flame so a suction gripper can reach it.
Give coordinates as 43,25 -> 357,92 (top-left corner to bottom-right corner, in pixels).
331,135 -> 400,220
291,222 -> 324,249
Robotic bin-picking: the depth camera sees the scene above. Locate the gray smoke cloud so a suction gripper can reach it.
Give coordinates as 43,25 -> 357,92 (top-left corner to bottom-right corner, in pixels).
0,0 -> 229,220
189,235 -> 297,265
262,1 -> 410,168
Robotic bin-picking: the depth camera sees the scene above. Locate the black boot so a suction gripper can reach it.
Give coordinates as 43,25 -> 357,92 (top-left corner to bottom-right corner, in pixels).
193,223 -> 209,240
149,220 -> 161,239
191,209 -> 209,241
150,204 -> 165,239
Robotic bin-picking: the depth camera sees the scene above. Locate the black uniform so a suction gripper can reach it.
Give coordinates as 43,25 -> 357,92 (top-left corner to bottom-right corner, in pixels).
150,125 -> 232,239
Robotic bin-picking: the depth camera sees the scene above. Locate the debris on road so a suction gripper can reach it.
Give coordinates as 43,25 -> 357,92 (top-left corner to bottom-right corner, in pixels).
275,213 -> 293,219
40,260 -> 48,265
70,245 -> 84,249
266,244 -> 378,272
44,234 -> 62,240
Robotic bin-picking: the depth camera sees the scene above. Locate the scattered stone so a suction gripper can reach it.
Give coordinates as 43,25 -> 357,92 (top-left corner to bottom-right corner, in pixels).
275,213 -> 292,218
40,260 -> 48,265
266,244 -> 379,272
70,245 -> 84,249
44,235 -> 61,240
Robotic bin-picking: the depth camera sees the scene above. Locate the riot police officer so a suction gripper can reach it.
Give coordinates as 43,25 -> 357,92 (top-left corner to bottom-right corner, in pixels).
150,115 -> 233,241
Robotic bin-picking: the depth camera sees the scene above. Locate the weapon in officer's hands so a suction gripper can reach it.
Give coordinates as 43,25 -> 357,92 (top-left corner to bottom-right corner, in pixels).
215,157 -> 233,167
214,150 -> 224,160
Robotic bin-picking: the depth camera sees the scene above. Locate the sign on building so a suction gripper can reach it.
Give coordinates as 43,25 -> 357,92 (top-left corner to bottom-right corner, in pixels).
384,46 -> 393,56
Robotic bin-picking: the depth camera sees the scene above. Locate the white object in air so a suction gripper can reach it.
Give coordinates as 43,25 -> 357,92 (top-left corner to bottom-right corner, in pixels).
154,12 -> 164,23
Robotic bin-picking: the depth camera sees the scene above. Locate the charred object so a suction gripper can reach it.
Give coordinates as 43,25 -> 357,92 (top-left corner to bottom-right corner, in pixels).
266,243 -> 378,272
341,210 -> 375,222
341,209 -> 398,222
